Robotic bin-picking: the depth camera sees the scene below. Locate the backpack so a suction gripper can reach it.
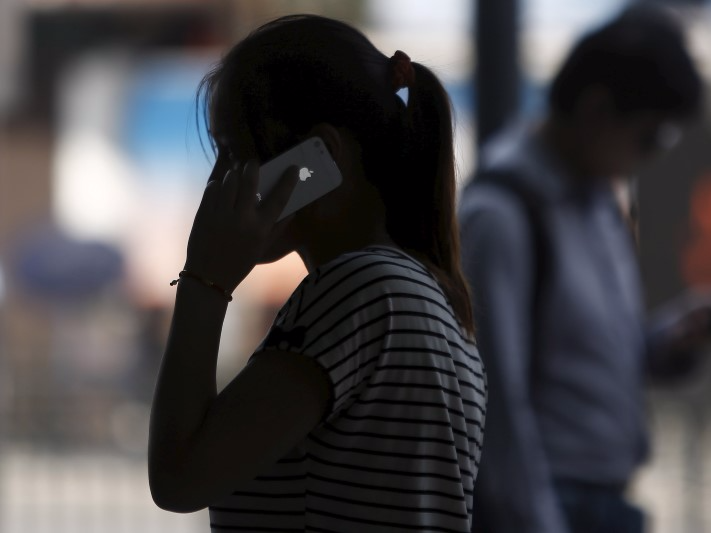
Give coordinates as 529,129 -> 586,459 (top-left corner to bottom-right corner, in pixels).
466,169 -> 553,358
466,169 -> 552,533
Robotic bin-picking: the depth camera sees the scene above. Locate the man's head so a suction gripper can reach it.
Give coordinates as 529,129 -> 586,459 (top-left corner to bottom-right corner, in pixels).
548,5 -> 704,177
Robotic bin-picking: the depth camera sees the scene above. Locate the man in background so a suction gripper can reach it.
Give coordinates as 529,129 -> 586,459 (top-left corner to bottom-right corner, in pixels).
459,6 -> 710,532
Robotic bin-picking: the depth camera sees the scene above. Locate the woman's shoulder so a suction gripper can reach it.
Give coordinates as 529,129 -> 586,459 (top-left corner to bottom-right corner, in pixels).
308,245 -> 435,290
278,245 -> 453,331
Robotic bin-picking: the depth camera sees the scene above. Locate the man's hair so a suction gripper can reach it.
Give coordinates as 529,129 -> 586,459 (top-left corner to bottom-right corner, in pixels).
549,5 -> 703,118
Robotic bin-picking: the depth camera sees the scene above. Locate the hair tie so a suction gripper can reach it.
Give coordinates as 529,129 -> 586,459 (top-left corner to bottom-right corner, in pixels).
389,50 -> 415,91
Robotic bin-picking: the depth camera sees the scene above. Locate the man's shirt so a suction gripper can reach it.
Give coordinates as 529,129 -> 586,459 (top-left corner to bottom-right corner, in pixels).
458,123 -> 648,532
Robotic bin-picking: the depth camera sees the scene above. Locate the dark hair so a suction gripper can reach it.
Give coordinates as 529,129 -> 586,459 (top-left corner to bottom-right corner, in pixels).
549,5 -> 703,118
197,14 -> 474,335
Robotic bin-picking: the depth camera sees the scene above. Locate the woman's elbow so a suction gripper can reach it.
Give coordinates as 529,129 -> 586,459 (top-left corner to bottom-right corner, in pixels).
148,462 -> 206,514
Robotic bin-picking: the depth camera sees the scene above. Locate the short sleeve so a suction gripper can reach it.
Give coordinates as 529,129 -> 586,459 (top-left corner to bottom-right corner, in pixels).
258,249 -> 449,420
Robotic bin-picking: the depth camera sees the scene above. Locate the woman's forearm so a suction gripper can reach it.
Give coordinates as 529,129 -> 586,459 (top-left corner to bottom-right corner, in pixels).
148,277 -> 229,477
147,273 -> 330,513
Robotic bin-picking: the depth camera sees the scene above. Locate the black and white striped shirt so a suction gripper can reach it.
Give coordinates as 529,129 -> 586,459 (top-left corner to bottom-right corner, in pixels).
209,246 -> 486,532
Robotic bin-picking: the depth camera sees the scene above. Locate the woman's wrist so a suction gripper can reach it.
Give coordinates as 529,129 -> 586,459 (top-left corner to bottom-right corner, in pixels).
171,270 -> 234,302
181,257 -> 254,294
174,274 -> 233,310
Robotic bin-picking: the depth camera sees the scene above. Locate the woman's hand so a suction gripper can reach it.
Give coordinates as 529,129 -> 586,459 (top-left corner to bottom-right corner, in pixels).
183,155 -> 300,293
150,156 -> 326,512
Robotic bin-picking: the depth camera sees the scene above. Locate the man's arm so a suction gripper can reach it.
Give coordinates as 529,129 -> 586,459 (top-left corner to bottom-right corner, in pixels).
645,289 -> 711,380
459,184 -> 568,533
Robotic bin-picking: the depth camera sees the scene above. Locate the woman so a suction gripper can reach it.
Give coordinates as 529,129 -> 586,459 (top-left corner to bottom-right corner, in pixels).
148,14 -> 486,532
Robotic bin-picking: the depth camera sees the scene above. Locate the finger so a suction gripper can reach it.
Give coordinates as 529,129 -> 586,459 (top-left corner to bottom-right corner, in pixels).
207,151 -> 231,184
220,160 -> 243,209
259,165 -> 300,222
235,159 -> 261,213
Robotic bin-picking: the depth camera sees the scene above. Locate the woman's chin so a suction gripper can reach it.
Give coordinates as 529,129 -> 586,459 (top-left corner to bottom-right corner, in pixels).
258,230 -> 298,264
257,248 -> 294,265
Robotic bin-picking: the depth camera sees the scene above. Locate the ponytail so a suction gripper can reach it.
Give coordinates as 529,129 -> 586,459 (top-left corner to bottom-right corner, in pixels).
384,62 -> 475,337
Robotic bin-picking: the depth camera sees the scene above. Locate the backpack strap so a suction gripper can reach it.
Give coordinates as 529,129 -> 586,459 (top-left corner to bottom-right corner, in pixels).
469,170 -> 553,383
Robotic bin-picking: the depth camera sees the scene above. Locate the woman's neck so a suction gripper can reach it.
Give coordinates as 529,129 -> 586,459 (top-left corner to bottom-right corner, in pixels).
297,226 -> 396,272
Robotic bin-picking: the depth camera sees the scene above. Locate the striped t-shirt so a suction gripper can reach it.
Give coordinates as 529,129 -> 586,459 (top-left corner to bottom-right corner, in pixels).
209,246 -> 486,532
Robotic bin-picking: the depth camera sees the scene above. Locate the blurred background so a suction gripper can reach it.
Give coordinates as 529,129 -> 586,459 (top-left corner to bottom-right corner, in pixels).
1,0 -> 711,531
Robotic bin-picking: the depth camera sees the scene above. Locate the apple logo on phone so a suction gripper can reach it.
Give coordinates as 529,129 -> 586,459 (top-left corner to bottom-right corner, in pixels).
299,167 -> 314,181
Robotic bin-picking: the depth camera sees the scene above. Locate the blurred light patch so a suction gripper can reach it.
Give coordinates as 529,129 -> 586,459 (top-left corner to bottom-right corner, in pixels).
367,0 -> 472,32
54,51 -> 215,240
525,0 -> 630,32
120,54 -> 215,189
109,400 -> 151,456
54,51 -> 137,242
53,49 -> 217,304
683,174 -> 711,287
521,0 -> 629,86
12,225 -> 123,301
0,259 -> 5,305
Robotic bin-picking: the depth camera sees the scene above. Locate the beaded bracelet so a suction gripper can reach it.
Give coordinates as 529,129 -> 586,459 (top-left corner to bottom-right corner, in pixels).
170,270 -> 233,302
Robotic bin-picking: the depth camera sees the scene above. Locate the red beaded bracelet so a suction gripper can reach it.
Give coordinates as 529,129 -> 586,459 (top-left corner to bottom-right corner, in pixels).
170,270 -> 233,302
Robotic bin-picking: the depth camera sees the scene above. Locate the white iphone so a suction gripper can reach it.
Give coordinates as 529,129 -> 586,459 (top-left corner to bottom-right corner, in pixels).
257,136 -> 343,221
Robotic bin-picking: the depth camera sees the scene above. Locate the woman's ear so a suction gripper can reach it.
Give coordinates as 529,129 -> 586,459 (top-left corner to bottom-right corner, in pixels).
307,123 -> 343,162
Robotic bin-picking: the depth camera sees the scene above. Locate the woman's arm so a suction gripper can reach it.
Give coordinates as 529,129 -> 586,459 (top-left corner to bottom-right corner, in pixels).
148,277 -> 330,512
148,158 -> 329,513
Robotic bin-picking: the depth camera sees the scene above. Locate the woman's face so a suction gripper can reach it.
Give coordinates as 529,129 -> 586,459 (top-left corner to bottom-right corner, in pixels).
214,106 -> 378,268
256,170 -> 360,265
211,136 -> 350,267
